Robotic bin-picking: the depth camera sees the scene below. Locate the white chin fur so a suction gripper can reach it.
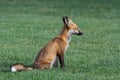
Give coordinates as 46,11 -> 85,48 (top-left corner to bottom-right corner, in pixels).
11,66 -> 17,72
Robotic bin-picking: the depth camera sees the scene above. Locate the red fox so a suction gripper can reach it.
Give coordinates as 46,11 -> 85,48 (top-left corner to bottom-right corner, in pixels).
10,16 -> 83,72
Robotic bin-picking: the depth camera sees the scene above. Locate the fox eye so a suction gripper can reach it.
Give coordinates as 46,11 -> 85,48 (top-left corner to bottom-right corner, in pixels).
73,26 -> 76,29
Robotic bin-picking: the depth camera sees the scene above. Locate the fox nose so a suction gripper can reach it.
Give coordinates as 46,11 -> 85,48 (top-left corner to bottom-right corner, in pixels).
77,31 -> 83,35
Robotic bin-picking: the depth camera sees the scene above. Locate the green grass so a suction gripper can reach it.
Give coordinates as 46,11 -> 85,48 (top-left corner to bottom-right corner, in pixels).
0,0 -> 120,80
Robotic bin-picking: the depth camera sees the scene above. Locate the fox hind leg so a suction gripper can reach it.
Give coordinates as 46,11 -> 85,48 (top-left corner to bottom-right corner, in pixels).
53,56 -> 59,67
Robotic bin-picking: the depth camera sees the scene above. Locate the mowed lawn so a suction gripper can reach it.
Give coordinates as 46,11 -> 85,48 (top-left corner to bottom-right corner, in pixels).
0,0 -> 120,80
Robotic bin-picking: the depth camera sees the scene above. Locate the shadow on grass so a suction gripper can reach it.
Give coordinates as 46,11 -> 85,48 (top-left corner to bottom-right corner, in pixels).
0,63 -> 12,73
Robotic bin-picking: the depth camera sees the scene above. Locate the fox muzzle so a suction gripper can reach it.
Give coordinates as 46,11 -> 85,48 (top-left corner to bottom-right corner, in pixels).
76,31 -> 83,35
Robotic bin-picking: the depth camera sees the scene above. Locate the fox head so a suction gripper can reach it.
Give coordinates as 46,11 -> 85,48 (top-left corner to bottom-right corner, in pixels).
63,16 -> 83,36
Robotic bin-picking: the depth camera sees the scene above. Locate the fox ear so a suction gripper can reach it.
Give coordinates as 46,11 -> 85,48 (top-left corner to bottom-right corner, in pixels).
63,16 -> 72,26
63,16 -> 69,24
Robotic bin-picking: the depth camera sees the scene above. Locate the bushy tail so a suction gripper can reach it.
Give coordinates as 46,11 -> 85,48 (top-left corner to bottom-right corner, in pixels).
10,63 -> 33,72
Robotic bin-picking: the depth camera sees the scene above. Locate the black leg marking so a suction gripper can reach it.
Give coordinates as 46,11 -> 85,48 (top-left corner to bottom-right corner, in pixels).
58,54 -> 65,68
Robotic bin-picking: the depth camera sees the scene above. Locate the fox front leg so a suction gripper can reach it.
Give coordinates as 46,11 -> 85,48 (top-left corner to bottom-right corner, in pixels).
58,54 -> 65,68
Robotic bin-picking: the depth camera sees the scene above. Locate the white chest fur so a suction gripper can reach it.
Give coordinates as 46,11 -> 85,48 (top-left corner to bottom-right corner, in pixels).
65,36 -> 71,53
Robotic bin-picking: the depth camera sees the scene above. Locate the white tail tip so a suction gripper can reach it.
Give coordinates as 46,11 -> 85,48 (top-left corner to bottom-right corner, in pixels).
11,66 -> 17,72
